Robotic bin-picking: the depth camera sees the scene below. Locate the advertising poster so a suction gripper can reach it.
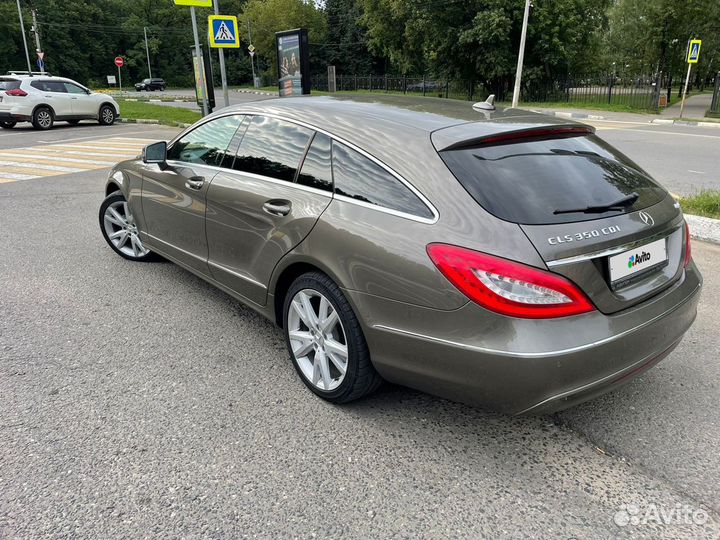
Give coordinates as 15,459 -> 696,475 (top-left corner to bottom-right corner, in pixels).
276,29 -> 310,97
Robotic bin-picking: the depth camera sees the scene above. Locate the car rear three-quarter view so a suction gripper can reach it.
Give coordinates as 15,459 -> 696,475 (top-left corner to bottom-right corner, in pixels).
99,95 -> 702,414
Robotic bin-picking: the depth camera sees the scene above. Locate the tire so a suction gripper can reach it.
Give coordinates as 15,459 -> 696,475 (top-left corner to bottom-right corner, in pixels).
67,120 -> 80,125
283,271 -> 382,403
0,121 -> 16,129
32,107 -> 53,130
98,105 -> 116,126
99,191 -> 157,262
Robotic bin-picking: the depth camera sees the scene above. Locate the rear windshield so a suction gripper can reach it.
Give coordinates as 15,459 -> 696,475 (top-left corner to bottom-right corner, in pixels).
0,79 -> 21,91
440,133 -> 666,225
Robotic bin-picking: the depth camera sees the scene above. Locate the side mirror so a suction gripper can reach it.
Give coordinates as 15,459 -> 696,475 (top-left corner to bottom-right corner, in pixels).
143,141 -> 167,164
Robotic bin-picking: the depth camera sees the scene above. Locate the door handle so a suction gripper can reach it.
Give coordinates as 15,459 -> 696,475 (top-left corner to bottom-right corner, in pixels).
262,199 -> 292,217
71,97 -> 78,100
184,176 -> 205,190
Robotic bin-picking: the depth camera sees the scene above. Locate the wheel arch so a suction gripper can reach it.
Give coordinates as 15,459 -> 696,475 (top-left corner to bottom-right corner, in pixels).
32,103 -> 55,118
271,258 -> 345,328
99,101 -> 118,116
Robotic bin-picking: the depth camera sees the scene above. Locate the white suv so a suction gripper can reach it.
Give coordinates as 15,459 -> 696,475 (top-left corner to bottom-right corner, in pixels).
0,74 -> 120,130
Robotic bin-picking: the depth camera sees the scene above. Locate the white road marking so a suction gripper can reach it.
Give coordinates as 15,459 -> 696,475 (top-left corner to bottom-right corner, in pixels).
0,160 -> 83,172
0,171 -> 39,180
0,153 -> 116,166
48,144 -> 145,152
688,170 -> 706,174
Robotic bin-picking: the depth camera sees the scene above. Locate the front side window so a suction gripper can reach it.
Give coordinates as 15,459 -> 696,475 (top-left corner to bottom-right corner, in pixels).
232,116 -> 313,182
332,142 -> 433,219
167,115 -> 244,166
296,133 -> 333,192
64,82 -> 86,94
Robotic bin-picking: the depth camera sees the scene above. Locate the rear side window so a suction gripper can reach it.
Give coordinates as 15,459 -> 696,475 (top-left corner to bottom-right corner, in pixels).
0,79 -> 20,91
233,116 -> 313,182
296,133 -> 333,192
168,114 -> 243,166
30,80 -> 67,93
440,133 -> 666,225
332,142 -> 433,219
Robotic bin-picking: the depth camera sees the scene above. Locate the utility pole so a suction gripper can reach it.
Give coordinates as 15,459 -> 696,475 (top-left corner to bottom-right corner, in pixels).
213,0 -> 229,107
15,0 -> 33,75
511,0 -> 531,108
30,9 -> 44,74
144,27 -> 152,79
248,19 -> 257,88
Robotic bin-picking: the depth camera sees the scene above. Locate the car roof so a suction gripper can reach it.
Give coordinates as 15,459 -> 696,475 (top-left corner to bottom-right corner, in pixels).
220,94 -> 582,155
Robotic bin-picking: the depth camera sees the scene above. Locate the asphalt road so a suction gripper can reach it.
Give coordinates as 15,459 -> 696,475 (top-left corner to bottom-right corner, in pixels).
1,123 -> 719,539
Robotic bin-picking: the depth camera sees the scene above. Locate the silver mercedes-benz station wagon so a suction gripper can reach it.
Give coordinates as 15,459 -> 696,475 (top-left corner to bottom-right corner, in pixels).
99,95 -> 702,414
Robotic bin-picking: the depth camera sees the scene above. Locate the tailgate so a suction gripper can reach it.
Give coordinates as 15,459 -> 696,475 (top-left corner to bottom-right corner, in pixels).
521,196 -> 685,314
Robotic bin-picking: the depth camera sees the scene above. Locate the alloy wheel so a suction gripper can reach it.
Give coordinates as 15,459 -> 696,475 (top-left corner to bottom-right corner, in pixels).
37,110 -> 52,128
287,289 -> 349,391
102,107 -> 115,124
102,200 -> 149,258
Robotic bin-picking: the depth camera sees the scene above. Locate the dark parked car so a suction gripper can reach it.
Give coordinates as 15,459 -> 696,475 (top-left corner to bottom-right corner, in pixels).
135,78 -> 166,92
99,95 -> 701,414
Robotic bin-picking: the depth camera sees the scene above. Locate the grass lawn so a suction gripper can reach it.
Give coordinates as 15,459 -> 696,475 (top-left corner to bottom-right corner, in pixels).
679,190 -> 720,219
117,99 -> 201,124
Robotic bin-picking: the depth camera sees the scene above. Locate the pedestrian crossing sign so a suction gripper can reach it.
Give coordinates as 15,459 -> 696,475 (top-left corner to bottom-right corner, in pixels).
687,39 -> 701,64
209,15 -> 240,48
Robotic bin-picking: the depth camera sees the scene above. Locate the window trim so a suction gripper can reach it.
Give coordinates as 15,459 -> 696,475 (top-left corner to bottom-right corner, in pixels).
166,111 -> 439,224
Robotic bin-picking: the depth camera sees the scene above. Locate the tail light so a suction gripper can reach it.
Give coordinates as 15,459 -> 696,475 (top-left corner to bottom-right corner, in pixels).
684,220 -> 692,267
427,243 -> 595,319
5,89 -> 28,97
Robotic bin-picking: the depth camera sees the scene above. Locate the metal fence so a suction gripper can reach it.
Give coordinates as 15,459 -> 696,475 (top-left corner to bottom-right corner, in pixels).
710,72 -> 720,115
305,73 -> 663,110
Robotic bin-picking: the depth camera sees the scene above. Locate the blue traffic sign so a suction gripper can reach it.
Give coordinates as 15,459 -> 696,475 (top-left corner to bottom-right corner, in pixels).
208,15 -> 240,48
37,59 -> 45,71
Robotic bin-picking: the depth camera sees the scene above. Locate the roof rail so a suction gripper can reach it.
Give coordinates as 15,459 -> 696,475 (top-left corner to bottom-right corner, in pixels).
6,71 -> 52,77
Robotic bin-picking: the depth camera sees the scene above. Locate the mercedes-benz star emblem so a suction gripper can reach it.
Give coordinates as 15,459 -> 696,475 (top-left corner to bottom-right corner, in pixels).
639,211 -> 654,226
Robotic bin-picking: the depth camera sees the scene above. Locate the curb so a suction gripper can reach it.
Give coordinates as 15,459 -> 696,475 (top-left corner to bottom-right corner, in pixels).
235,89 -> 275,96
119,118 -> 190,128
651,118 -> 720,128
685,214 -> 720,245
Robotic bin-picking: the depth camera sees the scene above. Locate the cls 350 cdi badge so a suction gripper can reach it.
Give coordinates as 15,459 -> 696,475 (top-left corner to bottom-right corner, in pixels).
99,95 -> 702,414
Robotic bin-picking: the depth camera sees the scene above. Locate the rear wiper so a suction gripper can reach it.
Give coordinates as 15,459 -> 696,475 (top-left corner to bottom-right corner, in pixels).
553,192 -> 639,215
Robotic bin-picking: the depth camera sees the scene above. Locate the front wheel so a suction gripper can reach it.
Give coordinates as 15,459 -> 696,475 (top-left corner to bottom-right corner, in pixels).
283,272 -> 382,403
98,105 -> 116,126
0,121 -> 16,129
99,191 -> 156,261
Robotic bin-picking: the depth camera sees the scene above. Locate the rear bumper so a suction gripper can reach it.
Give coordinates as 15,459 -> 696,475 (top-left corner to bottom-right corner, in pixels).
0,111 -> 30,122
348,262 -> 702,415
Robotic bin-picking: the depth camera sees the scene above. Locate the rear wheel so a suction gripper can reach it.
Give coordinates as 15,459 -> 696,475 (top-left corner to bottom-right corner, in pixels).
283,272 -> 382,403
0,121 -> 16,129
32,107 -> 53,130
98,105 -> 116,126
99,191 -> 156,261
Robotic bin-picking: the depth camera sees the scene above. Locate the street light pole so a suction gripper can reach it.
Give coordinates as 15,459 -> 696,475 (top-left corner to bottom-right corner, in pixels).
15,0 -> 33,75
30,9 -> 43,74
213,0 -> 230,108
144,27 -> 152,79
511,0 -> 531,108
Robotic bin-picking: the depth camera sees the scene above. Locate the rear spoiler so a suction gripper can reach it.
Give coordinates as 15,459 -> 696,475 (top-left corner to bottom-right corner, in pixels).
432,121 -> 595,152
